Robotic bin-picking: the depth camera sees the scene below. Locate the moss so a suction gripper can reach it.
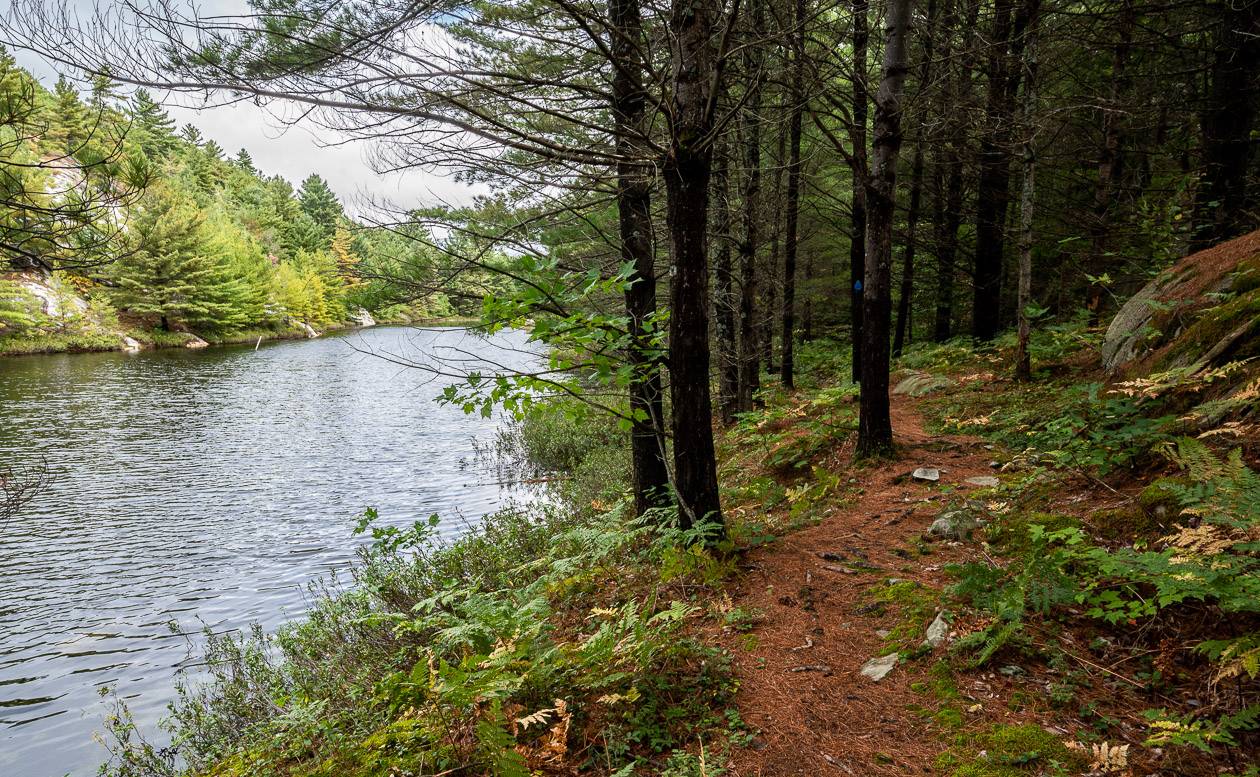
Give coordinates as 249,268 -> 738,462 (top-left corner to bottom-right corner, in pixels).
945,723 -> 1088,777
1160,283 -> 1260,369
934,707 -> 965,730
986,512 -> 1080,554
867,580 -> 940,652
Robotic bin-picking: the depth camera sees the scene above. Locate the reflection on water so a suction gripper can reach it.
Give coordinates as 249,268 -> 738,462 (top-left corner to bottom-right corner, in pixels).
0,327 -> 536,776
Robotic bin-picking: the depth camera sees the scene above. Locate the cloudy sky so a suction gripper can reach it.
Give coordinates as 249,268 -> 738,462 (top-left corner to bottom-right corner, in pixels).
14,43 -> 480,218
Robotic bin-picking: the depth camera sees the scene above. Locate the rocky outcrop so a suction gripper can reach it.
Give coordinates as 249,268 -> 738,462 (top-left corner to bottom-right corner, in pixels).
1103,230 -> 1260,375
351,307 -> 377,328
14,272 -> 89,319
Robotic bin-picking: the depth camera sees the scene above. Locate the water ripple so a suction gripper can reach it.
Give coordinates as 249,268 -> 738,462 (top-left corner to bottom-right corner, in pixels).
0,327 -> 537,776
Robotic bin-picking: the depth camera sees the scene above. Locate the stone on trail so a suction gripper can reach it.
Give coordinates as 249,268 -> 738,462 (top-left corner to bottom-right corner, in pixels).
964,476 -> 1000,488
923,612 -> 950,648
911,467 -> 940,482
860,652 -> 899,682
925,503 -> 984,541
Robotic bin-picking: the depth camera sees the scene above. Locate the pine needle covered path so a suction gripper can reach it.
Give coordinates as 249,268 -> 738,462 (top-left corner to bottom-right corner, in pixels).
713,396 -> 1050,776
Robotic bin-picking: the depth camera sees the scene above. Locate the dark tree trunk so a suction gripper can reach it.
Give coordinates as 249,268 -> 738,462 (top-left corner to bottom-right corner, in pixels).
665,0 -> 724,536
850,0 -> 870,382
1015,9 -> 1040,381
932,0 -> 974,342
713,141 -> 739,424
893,141 -> 925,357
858,0 -> 915,458
781,0 -> 806,390
1190,0 -> 1260,251
737,0 -> 765,411
1086,0 -> 1134,325
612,0 -> 670,514
972,0 -> 1037,341
893,0 -> 938,358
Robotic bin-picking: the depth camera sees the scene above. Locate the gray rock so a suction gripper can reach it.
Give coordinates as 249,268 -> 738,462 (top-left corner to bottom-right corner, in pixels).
892,371 -> 953,397
912,467 -> 940,482
859,653 -> 899,682
923,612 -> 950,648
184,335 -> 209,349
926,505 -> 983,541
965,476 -> 1000,488
120,335 -> 141,352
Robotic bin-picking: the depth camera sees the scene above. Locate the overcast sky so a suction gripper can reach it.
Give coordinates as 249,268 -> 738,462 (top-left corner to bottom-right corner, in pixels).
14,46 -> 481,218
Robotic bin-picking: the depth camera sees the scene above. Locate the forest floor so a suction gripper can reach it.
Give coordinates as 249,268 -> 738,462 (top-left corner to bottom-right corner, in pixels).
703,366 -> 1249,777
713,396 -> 1003,776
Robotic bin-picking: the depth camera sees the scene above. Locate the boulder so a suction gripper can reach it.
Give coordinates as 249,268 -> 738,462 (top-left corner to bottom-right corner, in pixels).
911,467 -> 940,482
351,307 -> 377,328
925,501 -> 987,541
120,335 -> 141,352
923,612 -> 950,648
1103,229 -> 1260,375
298,321 -> 320,339
184,335 -> 209,349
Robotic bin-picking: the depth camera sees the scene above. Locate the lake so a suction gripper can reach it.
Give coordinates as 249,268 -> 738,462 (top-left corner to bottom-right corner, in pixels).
0,326 -> 537,777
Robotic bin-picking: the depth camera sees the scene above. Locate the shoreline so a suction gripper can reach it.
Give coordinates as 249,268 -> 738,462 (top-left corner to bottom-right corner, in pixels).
0,317 -> 486,359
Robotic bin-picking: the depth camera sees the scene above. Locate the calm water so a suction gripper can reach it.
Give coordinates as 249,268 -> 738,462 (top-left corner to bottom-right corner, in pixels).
0,326 -> 538,777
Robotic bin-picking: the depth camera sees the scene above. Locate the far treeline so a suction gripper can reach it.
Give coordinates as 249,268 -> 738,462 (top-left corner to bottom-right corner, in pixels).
0,49 -> 508,347
3,0 -> 1258,537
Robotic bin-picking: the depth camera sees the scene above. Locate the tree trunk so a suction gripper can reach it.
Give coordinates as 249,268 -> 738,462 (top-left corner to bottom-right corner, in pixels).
971,0 -> 1037,341
712,141 -> 739,423
1085,0 -> 1133,326
612,0 -> 670,515
1190,0 -> 1260,251
781,0 -> 806,390
850,0 -> 870,382
1015,15 -> 1039,381
893,0 -> 938,358
932,0 -> 973,342
858,0 -> 915,458
893,141 -> 924,357
665,0 -> 724,537
737,0 -> 765,411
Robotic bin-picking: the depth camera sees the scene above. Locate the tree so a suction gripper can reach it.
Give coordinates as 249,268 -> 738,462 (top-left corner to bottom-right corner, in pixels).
111,186 -> 215,331
298,173 -> 342,241
857,0 -> 915,458
780,0 -> 806,390
131,88 -> 177,157
0,277 -> 41,334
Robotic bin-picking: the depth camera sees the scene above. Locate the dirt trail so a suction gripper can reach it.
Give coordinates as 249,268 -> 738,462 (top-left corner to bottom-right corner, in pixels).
719,396 -> 1027,776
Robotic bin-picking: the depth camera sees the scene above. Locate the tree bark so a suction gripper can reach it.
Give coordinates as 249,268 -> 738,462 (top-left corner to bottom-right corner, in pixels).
665,0 -> 724,537
611,0 -> 670,515
850,0 -> 870,382
737,0 -> 765,411
1190,0 -> 1260,251
781,0 -> 806,390
858,0 -> 915,458
893,0 -> 938,358
1085,0 -> 1134,326
1015,14 -> 1040,381
712,141 -> 739,424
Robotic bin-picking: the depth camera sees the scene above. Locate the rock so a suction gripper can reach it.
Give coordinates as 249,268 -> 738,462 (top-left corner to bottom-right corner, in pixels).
184,335 -> 209,349
298,321 -> 320,338
965,476 -> 1000,488
859,653 -> 899,682
911,467 -> 940,482
1102,229 -> 1260,375
923,612 -> 950,648
892,371 -> 953,397
350,307 -> 376,328
120,335 -> 141,352
925,504 -> 984,541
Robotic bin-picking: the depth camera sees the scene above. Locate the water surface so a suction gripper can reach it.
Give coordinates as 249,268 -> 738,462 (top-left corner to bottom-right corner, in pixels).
0,326 -> 535,776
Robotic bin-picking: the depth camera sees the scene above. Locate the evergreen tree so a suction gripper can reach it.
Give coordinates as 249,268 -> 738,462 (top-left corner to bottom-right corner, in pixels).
297,173 -> 341,240
179,123 -> 202,146
0,278 -> 41,333
48,76 -> 87,155
202,139 -> 224,160
234,148 -> 255,172
131,89 -> 177,157
111,186 -> 216,331
330,225 -> 360,284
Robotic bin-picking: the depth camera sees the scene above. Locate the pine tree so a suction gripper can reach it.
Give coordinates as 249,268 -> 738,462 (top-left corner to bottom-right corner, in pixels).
131,89 -> 177,157
0,278 -> 41,334
111,186 -> 216,331
234,148 -> 255,172
202,139 -> 224,160
297,173 -> 342,240
48,76 -> 87,155
179,123 -> 203,146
